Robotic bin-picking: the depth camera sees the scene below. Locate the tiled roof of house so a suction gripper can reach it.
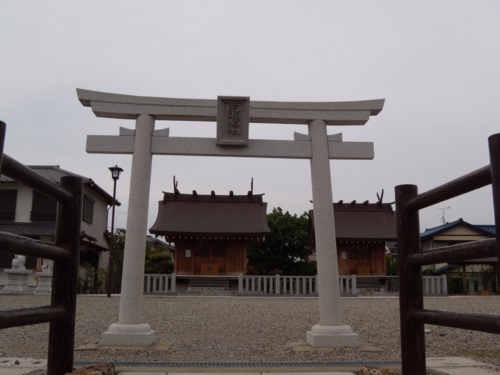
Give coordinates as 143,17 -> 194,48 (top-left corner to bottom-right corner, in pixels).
146,235 -> 174,250
0,165 -> 88,183
474,225 -> 496,235
420,218 -> 496,238
0,222 -> 55,237
0,165 -> 117,205
420,218 -> 464,238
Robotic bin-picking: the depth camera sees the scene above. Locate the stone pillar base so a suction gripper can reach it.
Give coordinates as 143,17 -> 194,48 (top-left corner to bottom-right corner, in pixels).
34,273 -> 52,295
0,270 -> 33,295
306,324 -> 359,348
101,323 -> 155,347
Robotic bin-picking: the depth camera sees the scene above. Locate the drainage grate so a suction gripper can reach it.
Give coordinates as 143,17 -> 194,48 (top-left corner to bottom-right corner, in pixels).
74,360 -> 401,367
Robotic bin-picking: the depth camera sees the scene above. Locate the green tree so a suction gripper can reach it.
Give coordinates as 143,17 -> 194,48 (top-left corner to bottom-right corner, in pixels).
144,244 -> 174,274
247,207 -> 315,275
108,228 -> 174,292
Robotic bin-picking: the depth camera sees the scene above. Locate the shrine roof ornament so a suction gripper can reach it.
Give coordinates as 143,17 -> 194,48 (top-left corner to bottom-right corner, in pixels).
76,89 -> 384,125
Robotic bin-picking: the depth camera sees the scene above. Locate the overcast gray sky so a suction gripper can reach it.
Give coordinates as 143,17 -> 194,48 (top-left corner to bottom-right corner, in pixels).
1,1 -> 499,233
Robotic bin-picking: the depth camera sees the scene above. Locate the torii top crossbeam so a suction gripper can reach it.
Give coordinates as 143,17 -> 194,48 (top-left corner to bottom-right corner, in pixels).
77,88 -> 383,124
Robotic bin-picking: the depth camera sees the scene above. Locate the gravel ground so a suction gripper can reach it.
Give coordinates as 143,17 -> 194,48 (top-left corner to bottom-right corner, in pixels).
0,295 -> 499,366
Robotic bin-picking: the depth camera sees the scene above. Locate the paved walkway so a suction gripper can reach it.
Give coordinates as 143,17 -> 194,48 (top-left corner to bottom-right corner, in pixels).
1,357 -> 499,375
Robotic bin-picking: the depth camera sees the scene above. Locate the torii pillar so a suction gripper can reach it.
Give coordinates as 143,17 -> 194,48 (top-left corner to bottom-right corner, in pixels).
77,89 -> 384,347
102,114 -> 156,346
306,119 -> 358,346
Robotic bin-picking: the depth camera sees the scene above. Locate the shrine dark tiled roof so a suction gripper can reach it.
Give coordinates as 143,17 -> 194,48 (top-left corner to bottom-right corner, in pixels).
308,202 -> 397,243
149,192 -> 271,238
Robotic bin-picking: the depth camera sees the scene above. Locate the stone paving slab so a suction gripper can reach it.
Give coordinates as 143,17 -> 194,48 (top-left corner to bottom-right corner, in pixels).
120,373 -> 356,375
0,358 -> 47,375
1,357 -> 500,375
426,357 -> 500,374
76,340 -> 173,351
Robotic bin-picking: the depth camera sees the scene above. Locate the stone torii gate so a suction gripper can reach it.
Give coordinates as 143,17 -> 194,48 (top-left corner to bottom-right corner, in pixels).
77,89 -> 384,348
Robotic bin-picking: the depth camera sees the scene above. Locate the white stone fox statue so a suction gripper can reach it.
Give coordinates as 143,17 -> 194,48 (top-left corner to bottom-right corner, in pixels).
41,259 -> 53,274
11,255 -> 26,270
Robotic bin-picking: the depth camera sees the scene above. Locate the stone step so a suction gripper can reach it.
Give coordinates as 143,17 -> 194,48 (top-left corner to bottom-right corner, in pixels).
188,279 -> 230,288
177,290 -> 237,296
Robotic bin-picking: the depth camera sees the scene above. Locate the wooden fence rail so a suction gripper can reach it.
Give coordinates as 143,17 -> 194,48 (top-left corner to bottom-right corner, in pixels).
0,306 -> 69,329
0,121 -> 83,375
396,133 -> 500,375
0,231 -> 72,260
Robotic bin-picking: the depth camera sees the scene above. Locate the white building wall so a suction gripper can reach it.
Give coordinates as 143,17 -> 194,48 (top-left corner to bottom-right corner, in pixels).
14,184 -> 33,222
80,186 -> 110,251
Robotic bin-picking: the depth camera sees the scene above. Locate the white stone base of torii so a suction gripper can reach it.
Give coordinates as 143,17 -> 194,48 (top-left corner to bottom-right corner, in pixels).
77,89 -> 384,348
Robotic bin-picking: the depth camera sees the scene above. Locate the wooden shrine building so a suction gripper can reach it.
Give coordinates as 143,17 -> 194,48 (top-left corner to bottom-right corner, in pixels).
149,190 -> 270,276
307,200 -> 396,276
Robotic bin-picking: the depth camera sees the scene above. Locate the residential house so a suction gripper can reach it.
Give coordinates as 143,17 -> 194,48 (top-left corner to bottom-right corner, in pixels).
0,165 -> 118,287
420,218 -> 498,293
420,218 -> 497,273
146,235 -> 174,253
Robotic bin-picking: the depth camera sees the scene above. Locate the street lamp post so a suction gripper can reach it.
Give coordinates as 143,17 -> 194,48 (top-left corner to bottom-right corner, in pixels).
107,165 -> 123,298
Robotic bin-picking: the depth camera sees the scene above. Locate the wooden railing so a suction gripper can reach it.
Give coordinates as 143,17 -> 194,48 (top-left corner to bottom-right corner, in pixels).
0,121 -> 83,375
396,133 -> 500,375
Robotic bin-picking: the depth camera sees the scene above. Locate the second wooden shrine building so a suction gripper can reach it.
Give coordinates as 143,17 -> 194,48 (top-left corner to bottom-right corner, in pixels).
150,190 -> 271,276
307,200 -> 397,276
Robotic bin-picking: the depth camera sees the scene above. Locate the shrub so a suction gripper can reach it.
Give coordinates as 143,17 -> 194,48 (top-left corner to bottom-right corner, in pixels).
386,255 -> 398,275
77,262 -> 107,294
447,276 -> 463,295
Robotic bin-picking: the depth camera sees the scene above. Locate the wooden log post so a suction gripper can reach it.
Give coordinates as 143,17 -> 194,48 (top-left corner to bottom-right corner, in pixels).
488,133 -> 500,263
462,264 -> 468,295
496,265 -> 499,294
396,184 -> 426,375
0,121 -> 6,166
47,176 -> 83,375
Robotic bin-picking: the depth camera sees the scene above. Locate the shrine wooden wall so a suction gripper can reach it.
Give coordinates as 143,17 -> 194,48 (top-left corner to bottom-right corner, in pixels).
173,239 -> 247,276
336,242 -> 387,276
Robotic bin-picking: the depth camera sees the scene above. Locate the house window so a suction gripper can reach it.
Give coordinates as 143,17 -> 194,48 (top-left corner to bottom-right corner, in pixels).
83,195 -> 94,223
31,191 -> 57,222
0,190 -> 17,221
